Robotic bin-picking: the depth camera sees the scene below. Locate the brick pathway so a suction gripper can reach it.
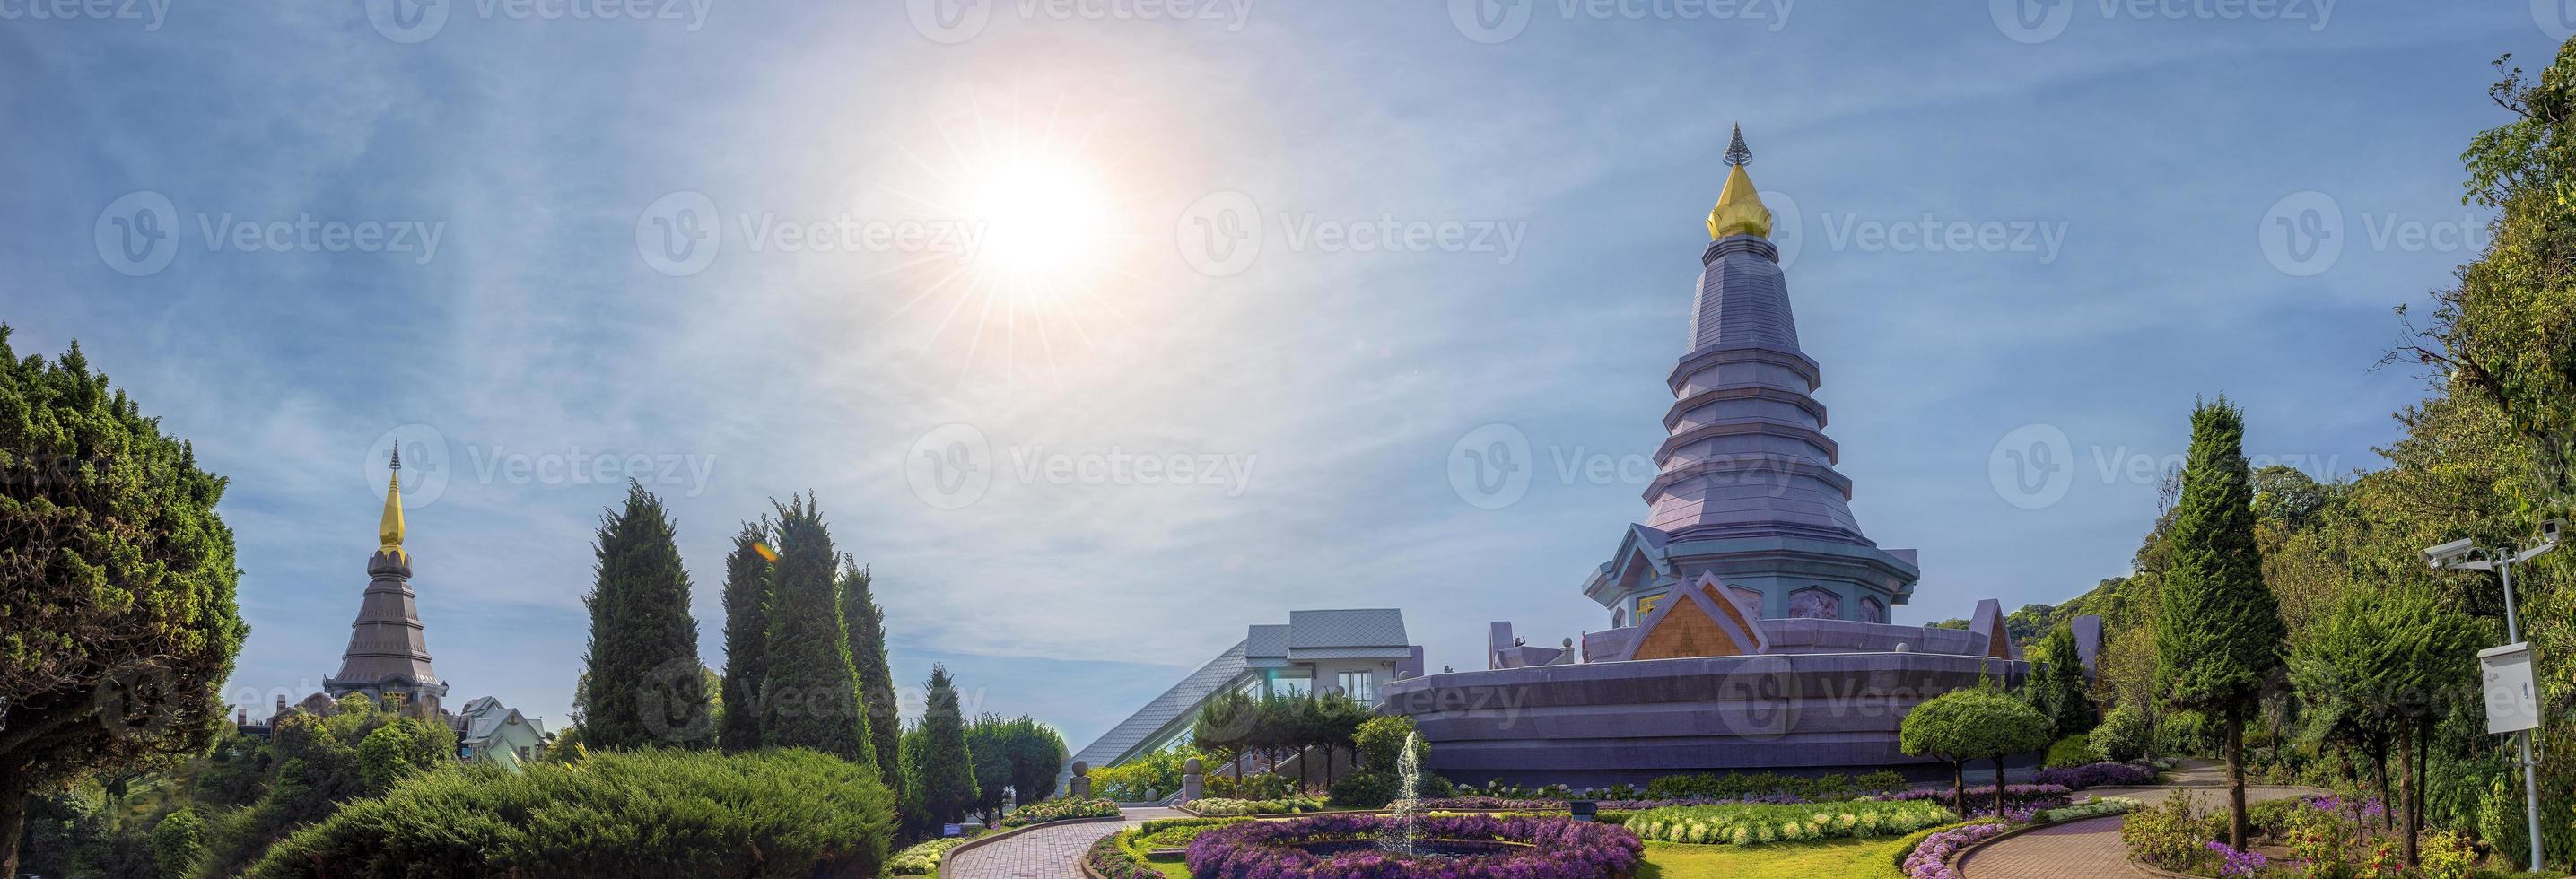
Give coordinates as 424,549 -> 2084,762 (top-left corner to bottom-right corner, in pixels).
1957,761 -> 2329,879
946,808 -> 1188,879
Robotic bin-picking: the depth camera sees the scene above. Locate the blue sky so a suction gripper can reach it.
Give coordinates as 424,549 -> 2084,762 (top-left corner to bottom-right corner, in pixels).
1,1 -> 2560,750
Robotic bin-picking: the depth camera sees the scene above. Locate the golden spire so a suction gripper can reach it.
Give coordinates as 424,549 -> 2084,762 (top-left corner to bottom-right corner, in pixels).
378,443 -> 406,556
1706,123 -> 1774,240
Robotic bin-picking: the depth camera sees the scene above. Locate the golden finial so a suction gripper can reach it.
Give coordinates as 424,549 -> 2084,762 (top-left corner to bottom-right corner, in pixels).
1707,123 -> 1774,240
378,443 -> 406,556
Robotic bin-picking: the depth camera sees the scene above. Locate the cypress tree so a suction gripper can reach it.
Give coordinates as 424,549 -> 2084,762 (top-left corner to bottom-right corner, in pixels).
717,520 -> 772,752
2029,623 -> 2097,741
910,664 -> 980,824
2154,397 -> 2285,849
580,481 -> 713,750
839,562 -> 905,793
756,494 -> 874,764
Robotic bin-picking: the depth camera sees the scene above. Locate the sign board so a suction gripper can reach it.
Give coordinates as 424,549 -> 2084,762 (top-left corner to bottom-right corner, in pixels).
2479,642 -> 2540,735
1568,801 -> 1597,823
942,823 -> 963,838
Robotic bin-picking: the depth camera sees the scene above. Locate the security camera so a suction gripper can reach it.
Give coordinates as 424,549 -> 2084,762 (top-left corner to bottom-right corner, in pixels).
2424,537 -> 2478,569
2544,519 -> 2564,546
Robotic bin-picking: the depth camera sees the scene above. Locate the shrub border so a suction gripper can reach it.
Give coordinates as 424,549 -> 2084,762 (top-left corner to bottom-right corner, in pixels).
936,814 -> 1127,879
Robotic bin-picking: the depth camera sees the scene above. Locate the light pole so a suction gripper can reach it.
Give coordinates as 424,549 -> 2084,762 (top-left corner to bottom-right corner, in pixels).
2426,519 -> 2561,873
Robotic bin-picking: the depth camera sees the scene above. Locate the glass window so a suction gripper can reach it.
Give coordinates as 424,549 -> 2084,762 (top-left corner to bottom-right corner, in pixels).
1337,671 -> 1374,701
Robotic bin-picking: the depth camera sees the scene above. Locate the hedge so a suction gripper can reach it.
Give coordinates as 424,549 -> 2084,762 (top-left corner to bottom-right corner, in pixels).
246,747 -> 895,878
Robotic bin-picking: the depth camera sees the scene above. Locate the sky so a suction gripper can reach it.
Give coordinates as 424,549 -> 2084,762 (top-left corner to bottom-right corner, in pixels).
1,1 -> 2563,752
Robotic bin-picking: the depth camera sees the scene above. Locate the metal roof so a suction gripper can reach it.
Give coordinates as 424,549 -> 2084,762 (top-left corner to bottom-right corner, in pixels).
1286,609 -> 1408,649
1067,640 -> 1251,770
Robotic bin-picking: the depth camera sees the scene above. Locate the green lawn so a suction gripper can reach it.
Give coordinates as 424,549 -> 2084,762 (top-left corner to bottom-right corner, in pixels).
1634,838 -> 1910,879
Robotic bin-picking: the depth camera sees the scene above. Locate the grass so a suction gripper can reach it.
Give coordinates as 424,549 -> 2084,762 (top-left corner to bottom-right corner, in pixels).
1634,837 -> 1912,879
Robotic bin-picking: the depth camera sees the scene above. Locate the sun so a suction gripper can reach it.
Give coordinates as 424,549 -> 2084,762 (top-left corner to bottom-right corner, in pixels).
966,155 -> 1111,283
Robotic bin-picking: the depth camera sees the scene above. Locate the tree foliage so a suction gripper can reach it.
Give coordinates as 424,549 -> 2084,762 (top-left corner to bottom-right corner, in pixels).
718,520 -> 772,752
0,328 -> 248,875
903,664 -> 978,827
2155,397 -> 2286,849
1899,688 -> 2048,817
580,482 -> 713,751
756,495 -> 873,764
839,562 -> 904,797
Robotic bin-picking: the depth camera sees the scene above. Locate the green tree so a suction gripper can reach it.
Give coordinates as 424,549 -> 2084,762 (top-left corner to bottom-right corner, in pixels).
907,665 -> 978,825
0,330 -> 248,876
756,495 -> 873,764
2026,623 -> 2098,741
580,482 -> 713,750
150,806 -> 205,878
839,561 -> 904,796
354,716 -> 456,794
963,714 -> 1013,824
1900,688 -> 2047,817
1001,717 -> 1066,805
2155,397 -> 2287,849
1191,689 -> 1256,783
717,520 -> 772,752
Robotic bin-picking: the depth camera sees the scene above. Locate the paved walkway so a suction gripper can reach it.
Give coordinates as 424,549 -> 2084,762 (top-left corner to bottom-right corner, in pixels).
945,807 -> 1188,879
1957,760 -> 2330,879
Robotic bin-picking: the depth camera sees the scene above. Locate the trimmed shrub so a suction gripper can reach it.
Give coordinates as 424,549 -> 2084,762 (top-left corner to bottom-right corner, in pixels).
887,837 -> 965,875
246,747 -> 895,878
2090,703 -> 2152,762
2042,735 -> 2099,769
2030,761 -> 2154,790
2030,796 -> 2139,824
1187,796 -> 1325,816
998,797 -> 1119,827
1640,770 -> 1905,802
1620,800 -> 1954,846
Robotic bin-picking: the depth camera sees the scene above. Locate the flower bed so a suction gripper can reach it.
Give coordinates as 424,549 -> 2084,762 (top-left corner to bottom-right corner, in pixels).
1882,784 -> 2072,820
1897,821 -> 2008,879
1000,796 -> 1121,827
2030,762 -> 2156,790
889,837 -> 967,875
1183,813 -> 1643,879
1615,800 -> 1956,846
1419,794 -> 1813,812
1186,796 -> 1327,816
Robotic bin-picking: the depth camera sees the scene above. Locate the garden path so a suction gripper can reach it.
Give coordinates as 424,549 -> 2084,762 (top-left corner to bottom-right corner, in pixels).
945,807 -> 1188,879
1957,760 -> 2330,879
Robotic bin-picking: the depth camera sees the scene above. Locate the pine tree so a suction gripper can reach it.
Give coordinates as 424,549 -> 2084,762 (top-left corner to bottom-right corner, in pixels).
717,520 -> 772,752
580,481 -> 713,750
2029,623 -> 2097,741
756,494 -> 874,764
911,664 -> 980,824
839,562 -> 904,794
2155,397 -> 2286,849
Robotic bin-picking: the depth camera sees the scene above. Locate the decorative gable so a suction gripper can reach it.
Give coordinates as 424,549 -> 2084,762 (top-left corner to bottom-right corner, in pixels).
1966,598 -> 2018,661
1615,572 -> 1768,661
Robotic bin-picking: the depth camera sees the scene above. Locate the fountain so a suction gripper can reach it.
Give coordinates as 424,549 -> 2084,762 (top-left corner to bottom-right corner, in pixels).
1381,731 -> 1424,855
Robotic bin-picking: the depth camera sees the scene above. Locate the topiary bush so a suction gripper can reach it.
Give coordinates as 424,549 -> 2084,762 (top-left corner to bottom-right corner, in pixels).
246,747 -> 895,878
2089,704 -> 2152,762
2042,735 -> 2100,769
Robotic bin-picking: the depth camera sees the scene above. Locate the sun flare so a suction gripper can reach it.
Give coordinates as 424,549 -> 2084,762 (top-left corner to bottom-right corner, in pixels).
967,155 -> 1111,283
